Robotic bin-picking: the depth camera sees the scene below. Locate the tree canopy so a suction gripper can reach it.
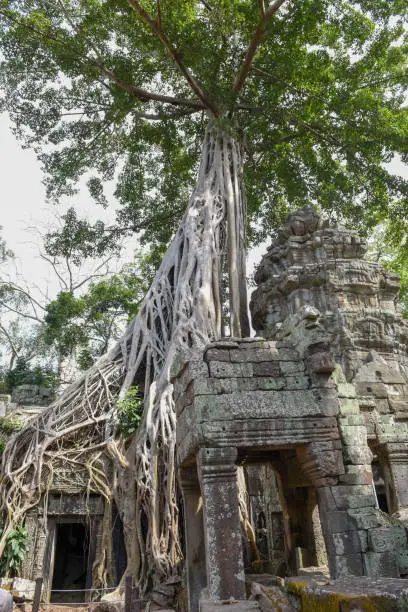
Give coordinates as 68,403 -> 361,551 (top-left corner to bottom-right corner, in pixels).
1,0 -> 408,249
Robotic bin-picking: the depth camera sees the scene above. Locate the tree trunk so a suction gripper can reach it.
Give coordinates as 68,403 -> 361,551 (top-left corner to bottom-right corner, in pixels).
0,125 -> 249,588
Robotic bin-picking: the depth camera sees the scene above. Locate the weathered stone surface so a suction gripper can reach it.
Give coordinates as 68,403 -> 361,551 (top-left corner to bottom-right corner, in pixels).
208,361 -> 253,378
200,601 -> 260,611
363,551 -> 399,578
286,575 -> 408,611
248,580 -> 294,612
0,590 -> 12,612
368,525 -> 407,553
10,578 -> 36,601
11,384 -> 54,406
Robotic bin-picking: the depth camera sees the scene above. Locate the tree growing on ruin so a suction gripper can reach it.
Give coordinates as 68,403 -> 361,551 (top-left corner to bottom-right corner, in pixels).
1,0 -> 408,594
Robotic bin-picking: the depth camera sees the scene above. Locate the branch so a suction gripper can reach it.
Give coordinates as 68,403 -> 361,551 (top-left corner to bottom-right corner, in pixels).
125,0 -> 219,116
232,0 -> 288,96
71,257 -> 112,292
0,282 -> 46,318
39,254 -> 69,291
0,323 -> 20,365
0,300 -> 43,323
98,65 -> 206,110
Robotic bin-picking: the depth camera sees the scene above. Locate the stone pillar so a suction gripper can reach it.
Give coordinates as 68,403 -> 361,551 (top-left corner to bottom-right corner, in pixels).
179,466 -> 206,612
197,447 -> 246,601
306,488 -> 327,567
297,439 -> 371,578
382,442 -> 408,515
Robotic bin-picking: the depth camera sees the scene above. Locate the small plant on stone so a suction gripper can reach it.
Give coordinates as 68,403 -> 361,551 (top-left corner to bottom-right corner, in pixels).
0,417 -> 22,435
117,386 -> 144,436
0,526 -> 28,577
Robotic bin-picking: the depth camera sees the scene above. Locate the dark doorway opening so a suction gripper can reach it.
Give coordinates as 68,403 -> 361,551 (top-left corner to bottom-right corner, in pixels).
51,523 -> 89,603
112,503 -> 127,585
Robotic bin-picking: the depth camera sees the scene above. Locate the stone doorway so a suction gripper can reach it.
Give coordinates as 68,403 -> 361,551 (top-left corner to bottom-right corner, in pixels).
50,522 -> 89,603
243,457 -> 328,577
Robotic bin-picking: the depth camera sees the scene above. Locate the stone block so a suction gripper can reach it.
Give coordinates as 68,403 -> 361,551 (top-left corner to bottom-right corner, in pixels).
363,551 -> 398,577
188,359 -> 209,380
317,487 -> 338,511
339,414 -> 365,426
252,362 -> 281,377
308,351 -> 335,373
342,444 -> 373,466
355,381 -> 388,399
339,469 -> 372,486
205,348 -> 231,362
368,525 -> 407,553
347,508 -> 385,530
332,531 -> 363,555
325,510 -> 357,533
338,397 -> 360,415
333,553 -> 364,577
284,375 -> 310,390
331,485 -> 375,510
208,361 -> 253,378
336,383 -> 357,398
229,348 -> 278,363
280,361 -> 305,375
11,578 -> 36,601
397,549 -> 408,575
194,389 -> 325,422
339,425 -> 368,444
248,377 -> 286,391
193,378 -> 239,396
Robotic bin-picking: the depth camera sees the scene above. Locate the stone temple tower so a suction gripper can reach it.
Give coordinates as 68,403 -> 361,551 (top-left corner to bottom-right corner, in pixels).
251,206 -> 408,518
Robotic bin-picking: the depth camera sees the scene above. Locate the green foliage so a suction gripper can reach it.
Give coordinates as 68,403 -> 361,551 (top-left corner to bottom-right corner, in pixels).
1,0 -> 407,250
367,223 -> 408,318
44,208 -> 123,265
117,386 -> 144,436
0,526 -> 28,577
43,259 -> 150,366
0,417 -> 23,435
5,359 -> 57,393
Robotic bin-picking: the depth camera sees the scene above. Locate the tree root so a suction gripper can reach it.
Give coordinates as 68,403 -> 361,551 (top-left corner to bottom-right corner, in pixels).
0,125 -> 249,595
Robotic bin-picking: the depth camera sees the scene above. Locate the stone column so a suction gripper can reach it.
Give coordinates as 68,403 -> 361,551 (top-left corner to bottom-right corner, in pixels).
179,466 -> 206,612
197,447 -> 246,601
382,442 -> 408,515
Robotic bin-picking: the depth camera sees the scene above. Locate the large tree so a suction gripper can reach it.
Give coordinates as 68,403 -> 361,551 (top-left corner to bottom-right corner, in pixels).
1,0 -> 408,596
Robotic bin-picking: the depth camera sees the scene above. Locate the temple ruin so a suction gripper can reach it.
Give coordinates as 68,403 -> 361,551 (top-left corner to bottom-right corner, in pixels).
174,207 -> 408,610
4,207 -> 408,609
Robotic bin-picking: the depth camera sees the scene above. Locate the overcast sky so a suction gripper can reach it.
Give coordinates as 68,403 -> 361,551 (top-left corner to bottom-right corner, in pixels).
0,113 -> 129,298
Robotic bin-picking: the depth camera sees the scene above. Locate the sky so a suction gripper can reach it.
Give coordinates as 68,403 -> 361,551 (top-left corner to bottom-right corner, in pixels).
0,113 -> 133,299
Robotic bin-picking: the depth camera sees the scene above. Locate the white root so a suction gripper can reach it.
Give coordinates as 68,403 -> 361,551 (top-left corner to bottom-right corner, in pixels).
0,126 -> 249,593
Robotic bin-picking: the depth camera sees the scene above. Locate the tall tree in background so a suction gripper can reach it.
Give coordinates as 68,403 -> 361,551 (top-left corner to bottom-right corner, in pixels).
0,213 -> 149,387
1,0 -> 408,595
